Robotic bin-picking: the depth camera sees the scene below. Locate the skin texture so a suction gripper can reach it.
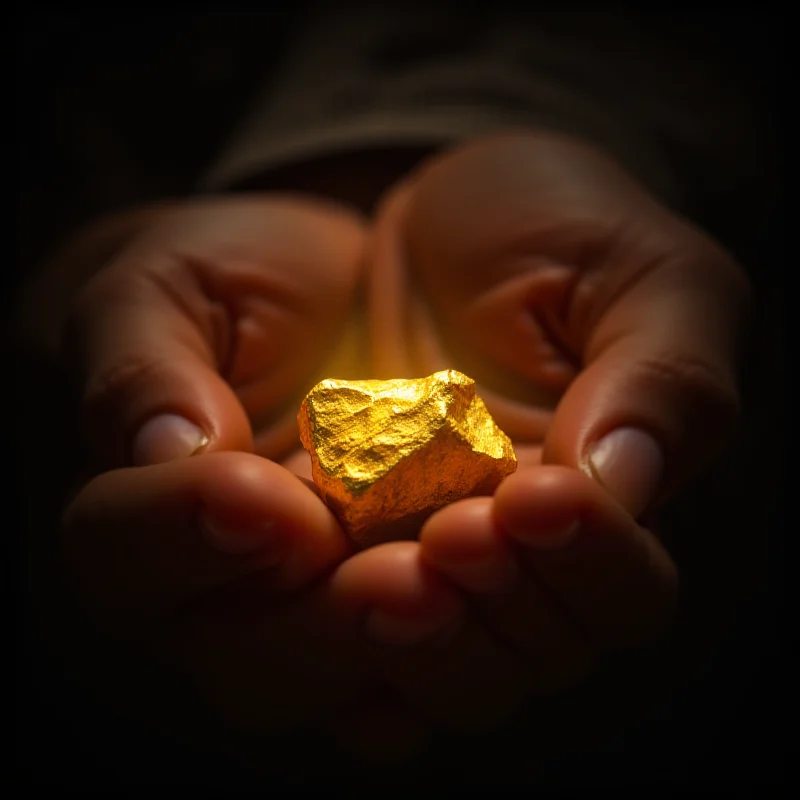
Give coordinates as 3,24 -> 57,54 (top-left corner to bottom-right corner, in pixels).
21,131 -> 749,760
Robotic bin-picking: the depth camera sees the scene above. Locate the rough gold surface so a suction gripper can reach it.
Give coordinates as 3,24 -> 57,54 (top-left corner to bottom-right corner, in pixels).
298,370 -> 517,547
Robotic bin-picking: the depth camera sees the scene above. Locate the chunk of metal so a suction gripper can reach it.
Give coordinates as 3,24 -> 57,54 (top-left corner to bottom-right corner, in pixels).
298,370 -> 517,547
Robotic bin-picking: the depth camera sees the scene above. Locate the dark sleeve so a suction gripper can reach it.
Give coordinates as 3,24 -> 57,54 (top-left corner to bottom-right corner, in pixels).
200,4 -> 777,241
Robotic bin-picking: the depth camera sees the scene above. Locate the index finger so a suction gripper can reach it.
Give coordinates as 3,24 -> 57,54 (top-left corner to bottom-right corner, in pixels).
62,451 -> 351,631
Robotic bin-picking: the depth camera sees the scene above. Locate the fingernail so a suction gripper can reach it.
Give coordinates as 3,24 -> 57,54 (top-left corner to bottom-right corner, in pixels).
132,413 -> 209,466
200,515 -> 283,558
586,427 -> 664,518
365,608 -> 461,647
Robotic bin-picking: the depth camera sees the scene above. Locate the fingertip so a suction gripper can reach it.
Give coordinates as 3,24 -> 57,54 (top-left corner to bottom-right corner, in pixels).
197,452 -> 326,526
493,466 -> 586,542
331,542 -> 465,645
420,499 -> 518,594
196,452 -> 351,586
419,498 -> 491,549
333,542 -> 460,611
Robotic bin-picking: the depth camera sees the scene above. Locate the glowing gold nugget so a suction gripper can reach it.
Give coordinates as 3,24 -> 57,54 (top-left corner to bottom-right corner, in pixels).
298,370 -> 517,547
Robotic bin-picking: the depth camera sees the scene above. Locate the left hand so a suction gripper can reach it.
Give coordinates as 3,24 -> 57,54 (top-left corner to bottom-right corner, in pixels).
332,129 -> 748,747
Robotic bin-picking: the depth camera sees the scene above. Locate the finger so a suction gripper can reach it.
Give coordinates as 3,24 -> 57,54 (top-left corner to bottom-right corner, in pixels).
178,541 -> 466,734
420,497 -> 593,692
333,545 -> 534,733
62,451 -> 351,629
330,541 -> 464,646
326,541 -> 533,734
493,466 -> 678,648
64,198 -> 365,468
542,243 -> 749,517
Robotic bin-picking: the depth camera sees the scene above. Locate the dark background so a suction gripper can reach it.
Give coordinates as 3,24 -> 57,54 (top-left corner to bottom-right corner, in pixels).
15,9 -> 296,279
13,7 -> 786,791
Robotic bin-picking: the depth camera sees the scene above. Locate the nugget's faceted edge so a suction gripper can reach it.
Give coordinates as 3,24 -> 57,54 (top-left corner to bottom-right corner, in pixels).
298,370 -> 517,547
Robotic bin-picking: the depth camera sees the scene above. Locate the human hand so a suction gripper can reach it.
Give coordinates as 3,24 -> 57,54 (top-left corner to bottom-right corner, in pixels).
45,199 -> 391,736
346,130 -> 749,737
374,131 -> 749,513
53,197 -> 478,757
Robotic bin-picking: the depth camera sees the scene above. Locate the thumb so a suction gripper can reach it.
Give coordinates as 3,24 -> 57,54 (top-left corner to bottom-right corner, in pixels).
543,246 -> 750,518
64,254 -> 252,468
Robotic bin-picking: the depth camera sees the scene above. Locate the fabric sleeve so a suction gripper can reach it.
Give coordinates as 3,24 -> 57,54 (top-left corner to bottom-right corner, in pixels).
199,4 -> 774,228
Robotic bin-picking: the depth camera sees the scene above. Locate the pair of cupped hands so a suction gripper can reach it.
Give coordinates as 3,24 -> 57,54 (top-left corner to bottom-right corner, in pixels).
52,132 -> 748,756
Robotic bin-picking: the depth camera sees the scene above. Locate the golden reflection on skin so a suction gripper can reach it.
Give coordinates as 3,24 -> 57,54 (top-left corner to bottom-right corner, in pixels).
250,175 -> 559,506
254,276 -> 554,480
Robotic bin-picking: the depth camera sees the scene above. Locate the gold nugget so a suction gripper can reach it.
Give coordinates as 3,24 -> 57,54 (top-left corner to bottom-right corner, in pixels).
298,370 -> 517,547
